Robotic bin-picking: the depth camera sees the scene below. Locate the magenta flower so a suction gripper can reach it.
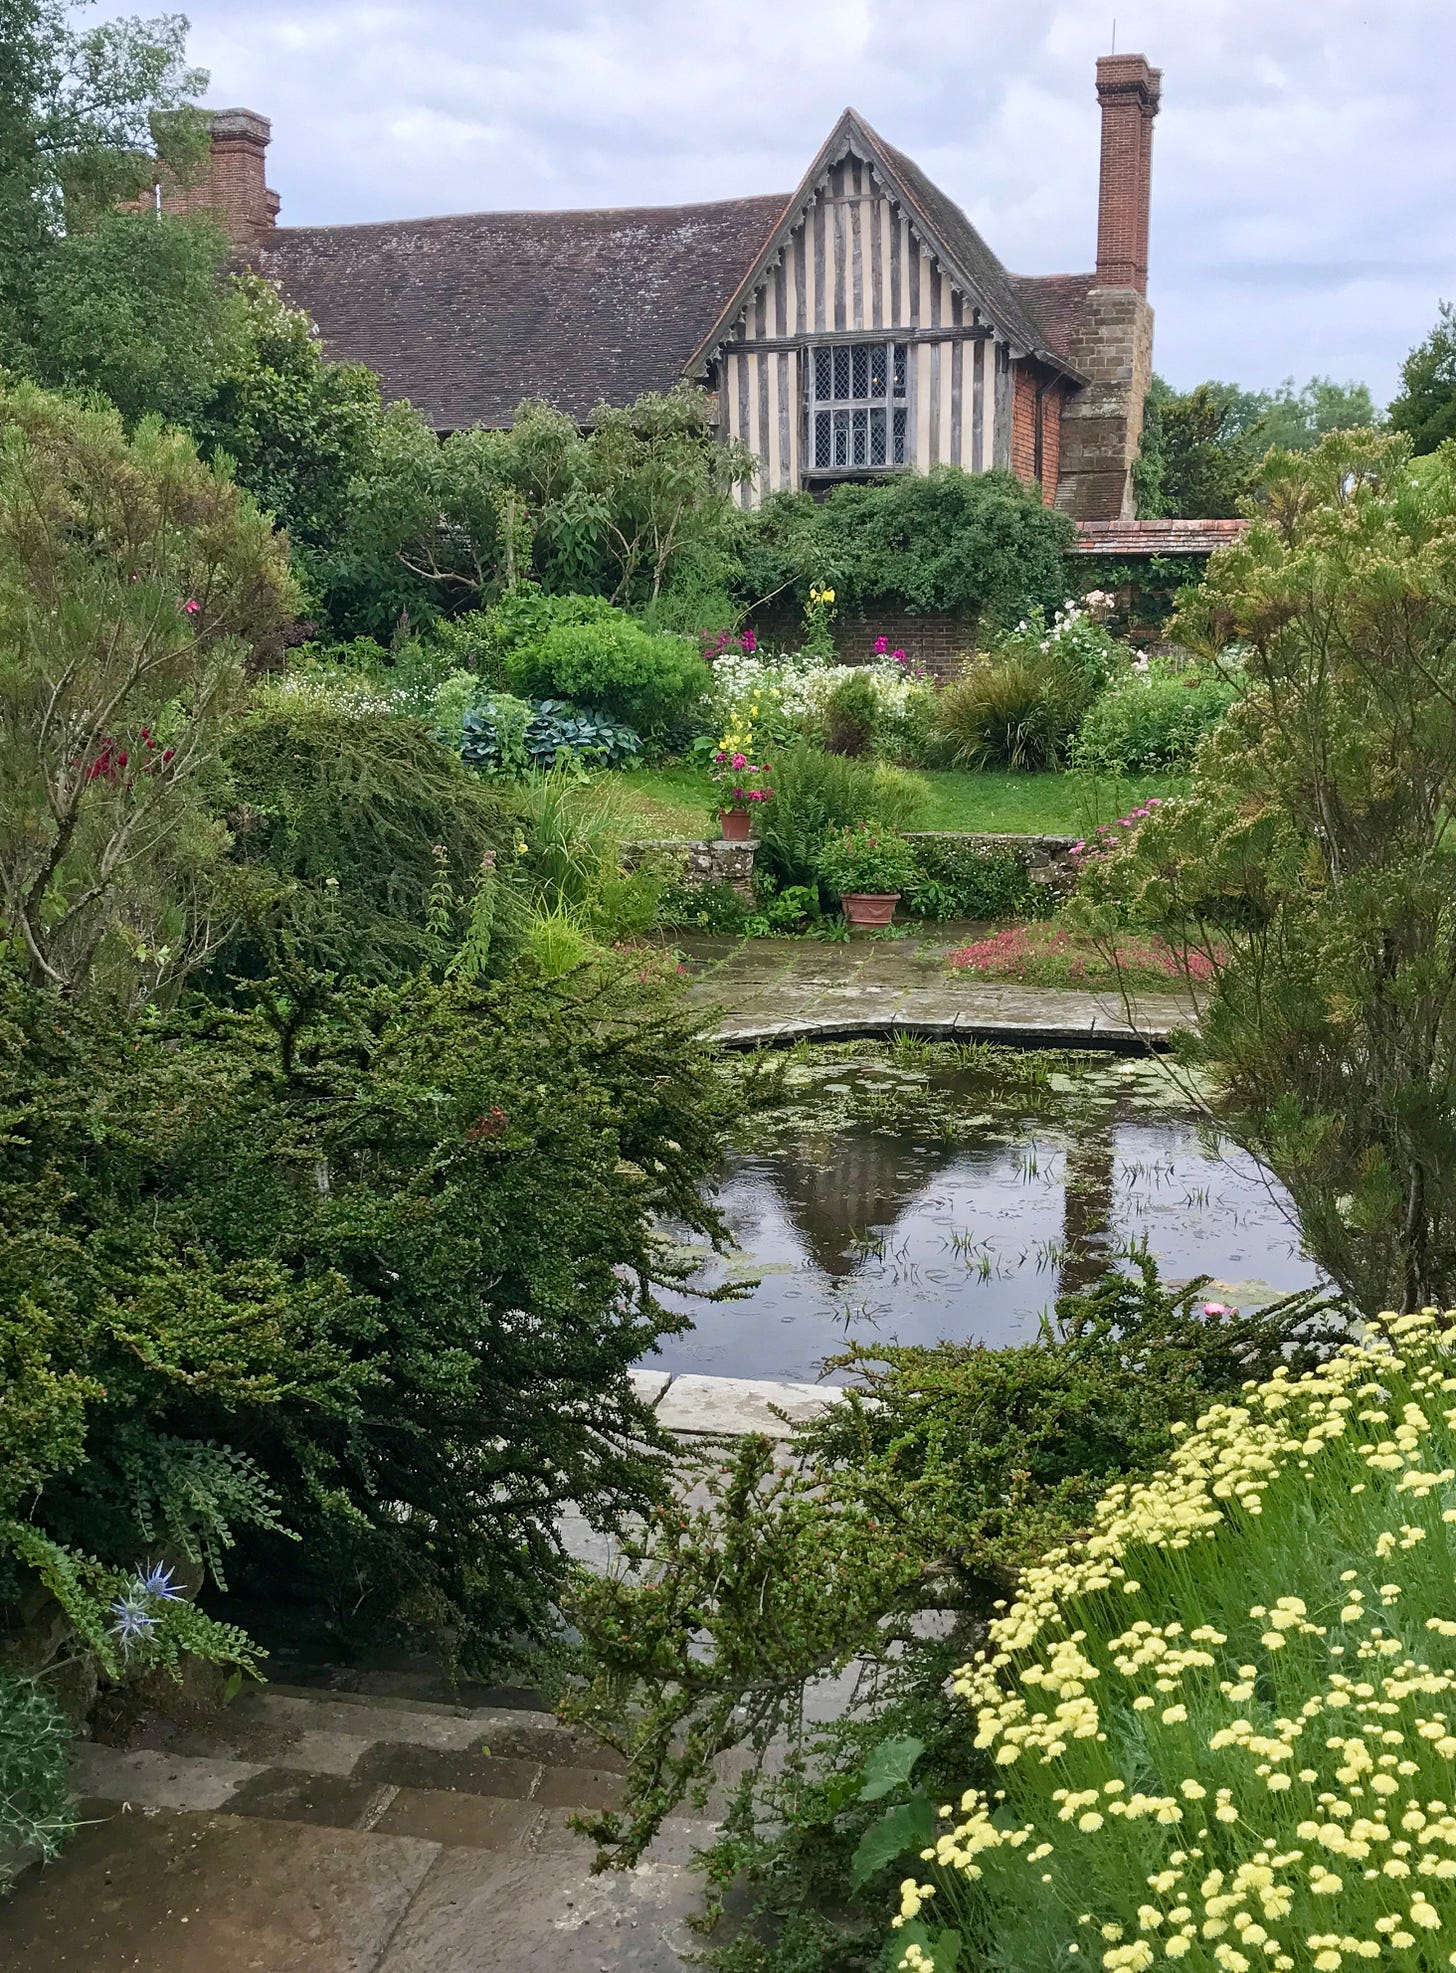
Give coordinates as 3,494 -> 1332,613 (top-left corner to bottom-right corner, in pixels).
1071,841 -> 1084,854
178,597 -> 200,615
893,649 -> 906,664
742,630 -> 757,654
1202,1301 -> 1230,1316
731,751 -> 748,769
873,635 -> 889,655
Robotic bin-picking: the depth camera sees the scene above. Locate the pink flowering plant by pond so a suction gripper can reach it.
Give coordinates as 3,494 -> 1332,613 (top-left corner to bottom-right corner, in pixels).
886,1307 -> 1456,1973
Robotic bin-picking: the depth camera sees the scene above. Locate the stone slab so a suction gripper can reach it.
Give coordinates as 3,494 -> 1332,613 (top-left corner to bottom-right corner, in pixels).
372,1790 -> 542,1850
69,1743 -> 266,1811
237,1691 -> 490,1752
652,1372 -> 839,1436
0,1810 -> 440,1973
350,1743 -> 541,1800
373,1843 -> 698,1973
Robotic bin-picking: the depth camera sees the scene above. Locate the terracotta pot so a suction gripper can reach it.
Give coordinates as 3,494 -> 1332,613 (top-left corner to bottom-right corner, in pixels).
719,807 -> 753,841
841,892 -> 901,928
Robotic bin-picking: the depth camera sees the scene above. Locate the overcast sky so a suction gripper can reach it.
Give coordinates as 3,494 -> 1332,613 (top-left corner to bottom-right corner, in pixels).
178,0 -> 1455,405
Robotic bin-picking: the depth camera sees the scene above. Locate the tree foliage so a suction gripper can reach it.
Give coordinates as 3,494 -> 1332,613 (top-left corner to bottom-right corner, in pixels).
1389,300 -> 1456,456
193,275 -> 383,549
1133,377 -> 1265,519
318,387 -> 753,637
1088,429 -> 1456,1312
0,380 -> 297,1002
0,0 -> 207,363
24,209 -> 241,426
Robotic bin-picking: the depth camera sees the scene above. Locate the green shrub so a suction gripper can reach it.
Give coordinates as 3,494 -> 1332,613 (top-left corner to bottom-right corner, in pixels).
907,838 -> 1053,921
0,957 -> 733,1677
659,879 -> 752,934
755,744 -> 929,891
1075,659 -> 1240,773
822,669 -> 880,756
508,614 -> 710,737
0,1672 -> 77,1890
816,823 -> 919,897
938,650 -> 1093,770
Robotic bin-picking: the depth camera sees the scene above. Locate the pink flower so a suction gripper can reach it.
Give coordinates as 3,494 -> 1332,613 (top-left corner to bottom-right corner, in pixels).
731,752 -> 747,769
893,649 -> 906,663
1147,797 -> 1162,806
178,597 -> 200,615
1071,841 -> 1084,854
1119,817 -> 1134,827
873,635 -> 889,655
1202,1301 -> 1230,1316
742,630 -> 757,654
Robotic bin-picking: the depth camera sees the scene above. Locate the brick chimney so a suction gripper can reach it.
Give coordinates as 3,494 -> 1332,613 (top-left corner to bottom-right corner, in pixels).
158,108 -> 279,246
1053,54 -> 1161,523
1094,55 -> 1161,293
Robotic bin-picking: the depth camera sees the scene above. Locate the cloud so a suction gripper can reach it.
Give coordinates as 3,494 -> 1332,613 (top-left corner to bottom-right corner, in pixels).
180,0 -> 1456,401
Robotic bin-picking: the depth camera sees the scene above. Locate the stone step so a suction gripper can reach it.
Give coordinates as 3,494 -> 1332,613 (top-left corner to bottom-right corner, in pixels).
0,1805 -> 702,1972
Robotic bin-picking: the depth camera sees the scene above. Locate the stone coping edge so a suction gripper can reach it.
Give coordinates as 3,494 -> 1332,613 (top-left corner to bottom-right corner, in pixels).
712,1015 -> 1172,1053
631,1368 -> 844,1437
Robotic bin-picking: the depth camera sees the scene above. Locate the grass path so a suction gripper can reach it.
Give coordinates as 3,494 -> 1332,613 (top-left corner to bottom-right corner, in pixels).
607,765 -> 1189,839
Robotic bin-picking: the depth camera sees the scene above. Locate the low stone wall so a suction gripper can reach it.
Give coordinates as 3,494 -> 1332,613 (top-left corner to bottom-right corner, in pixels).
625,831 -> 1079,901
623,836 -> 757,900
905,831 -> 1081,899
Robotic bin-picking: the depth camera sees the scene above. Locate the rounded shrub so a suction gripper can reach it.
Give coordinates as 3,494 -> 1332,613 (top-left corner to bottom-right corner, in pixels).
507,614 -> 710,736
1076,661 -> 1240,774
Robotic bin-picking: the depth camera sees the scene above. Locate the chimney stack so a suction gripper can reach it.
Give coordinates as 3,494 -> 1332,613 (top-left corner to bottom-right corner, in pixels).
1094,55 -> 1160,292
156,108 -> 278,245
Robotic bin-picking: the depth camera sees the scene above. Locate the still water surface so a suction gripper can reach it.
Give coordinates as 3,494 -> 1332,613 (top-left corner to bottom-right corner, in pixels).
652,1046 -> 1321,1384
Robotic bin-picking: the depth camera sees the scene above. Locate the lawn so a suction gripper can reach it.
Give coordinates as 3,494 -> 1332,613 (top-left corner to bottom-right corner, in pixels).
607,764 -> 1189,840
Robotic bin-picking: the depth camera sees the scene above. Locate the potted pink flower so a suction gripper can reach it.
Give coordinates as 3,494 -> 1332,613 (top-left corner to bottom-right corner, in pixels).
815,822 -> 919,928
710,744 -> 772,840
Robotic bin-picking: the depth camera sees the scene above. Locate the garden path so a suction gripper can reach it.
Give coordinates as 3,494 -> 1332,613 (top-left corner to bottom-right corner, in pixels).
678,930 -> 1194,1048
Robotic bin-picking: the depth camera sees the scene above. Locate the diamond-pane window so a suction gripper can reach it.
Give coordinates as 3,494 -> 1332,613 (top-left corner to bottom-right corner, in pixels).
807,341 -> 908,471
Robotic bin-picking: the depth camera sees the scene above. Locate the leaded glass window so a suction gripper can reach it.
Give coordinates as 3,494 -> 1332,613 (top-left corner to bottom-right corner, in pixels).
808,341 -> 909,471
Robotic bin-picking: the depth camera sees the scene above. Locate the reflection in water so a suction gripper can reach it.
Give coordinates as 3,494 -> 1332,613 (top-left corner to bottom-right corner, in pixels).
651,1051 -> 1319,1384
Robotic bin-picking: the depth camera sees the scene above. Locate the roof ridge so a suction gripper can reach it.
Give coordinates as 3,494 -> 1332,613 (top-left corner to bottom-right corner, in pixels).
265,191 -> 791,238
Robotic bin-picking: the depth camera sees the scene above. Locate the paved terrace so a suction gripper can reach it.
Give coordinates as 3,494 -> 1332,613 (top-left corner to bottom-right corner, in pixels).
676,929 -> 1194,1049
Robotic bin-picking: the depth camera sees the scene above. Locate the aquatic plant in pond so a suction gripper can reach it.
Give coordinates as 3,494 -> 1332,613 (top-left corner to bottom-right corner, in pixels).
888,1307 -> 1456,1973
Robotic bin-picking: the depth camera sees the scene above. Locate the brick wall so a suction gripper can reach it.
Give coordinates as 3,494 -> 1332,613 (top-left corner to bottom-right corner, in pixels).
1011,366 -> 1038,484
1040,384 -> 1063,504
746,600 -> 977,678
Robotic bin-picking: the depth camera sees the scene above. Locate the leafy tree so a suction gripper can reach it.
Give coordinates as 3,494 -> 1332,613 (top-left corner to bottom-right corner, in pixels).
0,379 -> 296,1002
1388,300 -> 1456,455
1087,429 -> 1456,1312
0,0 -> 207,362
1231,374 -> 1377,451
24,209 -> 242,426
317,387 -> 752,639
1133,376 -> 1263,518
193,275 -> 383,549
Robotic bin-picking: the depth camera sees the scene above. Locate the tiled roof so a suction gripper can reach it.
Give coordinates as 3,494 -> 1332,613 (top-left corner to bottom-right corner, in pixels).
1073,518 -> 1251,556
1007,273 -> 1099,370
256,194 -> 790,431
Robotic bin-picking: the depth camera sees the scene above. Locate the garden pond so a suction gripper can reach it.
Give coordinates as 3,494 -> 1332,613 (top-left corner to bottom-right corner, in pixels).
651,1041 -> 1322,1383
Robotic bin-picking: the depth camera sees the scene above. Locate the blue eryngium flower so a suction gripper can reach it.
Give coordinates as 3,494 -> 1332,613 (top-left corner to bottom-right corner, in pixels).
137,1562 -> 183,1601
109,1595 -> 158,1654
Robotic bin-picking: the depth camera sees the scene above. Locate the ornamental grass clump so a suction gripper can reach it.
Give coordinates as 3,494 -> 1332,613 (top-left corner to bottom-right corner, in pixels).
888,1310 -> 1456,1973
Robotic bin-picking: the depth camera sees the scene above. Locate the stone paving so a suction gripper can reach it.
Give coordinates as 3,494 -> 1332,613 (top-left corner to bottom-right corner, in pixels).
675,929 -> 1194,1048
